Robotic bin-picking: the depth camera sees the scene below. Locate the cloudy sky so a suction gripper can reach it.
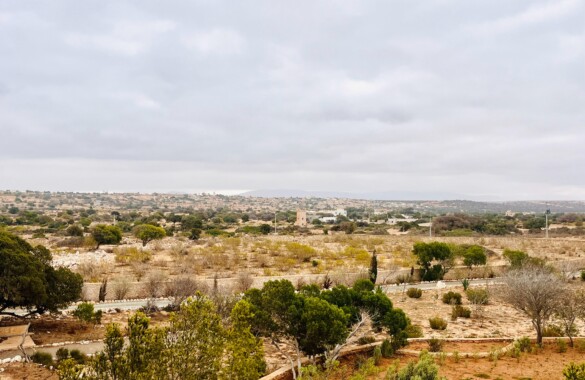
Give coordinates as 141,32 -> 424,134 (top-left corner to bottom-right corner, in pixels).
0,0 -> 583,200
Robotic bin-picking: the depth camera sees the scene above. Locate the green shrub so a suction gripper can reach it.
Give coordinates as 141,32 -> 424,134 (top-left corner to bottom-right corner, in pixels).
429,316 -> 448,330
562,362 -> 585,380
406,288 -> 422,298
357,336 -> 376,345
451,305 -> 471,320
466,288 -> 489,305
515,336 -> 532,353
56,347 -> 69,362
405,324 -> 424,338
72,302 -> 102,324
373,346 -> 382,366
428,338 -> 444,352
461,278 -> 470,291
69,349 -> 87,364
380,339 -> 394,358
558,339 -> 568,353
442,291 -> 462,305
581,270 -> 585,282
31,351 -> 54,367
385,352 -> 443,380
576,340 -> 585,353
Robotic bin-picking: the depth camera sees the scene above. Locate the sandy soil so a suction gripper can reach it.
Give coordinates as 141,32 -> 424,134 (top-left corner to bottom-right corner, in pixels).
0,363 -> 57,380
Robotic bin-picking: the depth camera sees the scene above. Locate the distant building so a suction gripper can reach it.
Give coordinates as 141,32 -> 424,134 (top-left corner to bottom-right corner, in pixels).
295,210 -> 307,227
505,210 -> 516,217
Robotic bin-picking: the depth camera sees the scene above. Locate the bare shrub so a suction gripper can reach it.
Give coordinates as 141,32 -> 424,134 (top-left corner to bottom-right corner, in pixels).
235,271 -> 254,293
130,262 -> 148,282
499,265 -> 564,345
144,271 -> 168,299
112,277 -> 131,300
165,277 -> 203,309
76,260 -> 112,282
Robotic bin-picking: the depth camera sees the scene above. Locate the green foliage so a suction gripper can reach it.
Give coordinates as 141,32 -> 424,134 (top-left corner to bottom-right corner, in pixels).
0,230 -> 82,316
406,288 -> 422,299
56,347 -> 70,362
451,305 -> 471,319
461,278 -> 470,291
31,351 -> 54,366
373,346 -> 382,366
72,302 -> 102,324
543,324 -> 564,337
412,242 -> 453,281
514,336 -> 532,352
563,362 -> 585,380
442,291 -> 462,305
91,224 -> 122,248
66,225 -> 84,237
466,288 -> 489,305
502,249 -> 544,269
88,296 -> 265,380
381,339 -> 394,358
462,245 -> 487,268
581,270 -> 585,281
369,251 -> 378,284
133,224 -> 166,246
429,316 -> 448,330
385,351 -> 446,380
405,324 -> 424,338
189,228 -> 202,240
428,338 -> 443,352
557,338 -> 568,353
114,247 -> 152,264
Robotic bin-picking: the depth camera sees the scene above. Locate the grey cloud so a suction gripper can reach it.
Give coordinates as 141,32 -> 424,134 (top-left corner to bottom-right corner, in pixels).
0,0 -> 584,199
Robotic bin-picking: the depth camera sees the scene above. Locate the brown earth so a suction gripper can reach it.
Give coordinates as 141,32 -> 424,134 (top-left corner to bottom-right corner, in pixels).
0,363 -> 57,380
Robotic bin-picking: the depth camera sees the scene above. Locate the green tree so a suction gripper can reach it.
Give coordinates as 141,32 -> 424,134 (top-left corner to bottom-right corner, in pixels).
462,245 -> 487,269
91,224 -> 122,249
369,250 -> 378,284
412,242 -> 453,281
133,224 -> 166,247
224,300 -> 266,379
66,225 -> 84,237
0,230 -> 82,317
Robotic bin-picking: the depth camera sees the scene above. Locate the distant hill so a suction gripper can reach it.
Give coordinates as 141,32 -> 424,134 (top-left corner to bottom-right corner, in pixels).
240,189 -> 465,201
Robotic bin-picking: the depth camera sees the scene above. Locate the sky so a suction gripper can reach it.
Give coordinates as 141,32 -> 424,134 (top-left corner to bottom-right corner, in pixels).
0,0 -> 584,200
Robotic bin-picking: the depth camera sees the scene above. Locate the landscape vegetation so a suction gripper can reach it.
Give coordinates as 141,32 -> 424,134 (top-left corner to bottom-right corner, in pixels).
1,191 -> 585,379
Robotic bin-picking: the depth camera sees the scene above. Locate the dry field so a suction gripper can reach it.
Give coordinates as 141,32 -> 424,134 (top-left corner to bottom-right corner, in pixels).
30,234 -> 585,296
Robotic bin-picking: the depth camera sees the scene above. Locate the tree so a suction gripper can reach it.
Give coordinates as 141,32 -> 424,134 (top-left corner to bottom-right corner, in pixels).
369,250 -> 378,284
189,228 -> 202,240
462,245 -> 487,269
66,225 -> 84,237
133,224 -> 166,247
91,224 -> 122,249
502,249 -> 529,268
500,265 -> 564,345
0,230 -> 82,317
554,290 -> 585,347
412,242 -> 453,281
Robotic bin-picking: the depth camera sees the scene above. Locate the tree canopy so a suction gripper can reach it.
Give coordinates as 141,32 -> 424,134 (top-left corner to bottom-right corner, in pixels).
0,229 -> 83,317
133,224 -> 166,246
412,242 -> 453,281
91,224 -> 122,249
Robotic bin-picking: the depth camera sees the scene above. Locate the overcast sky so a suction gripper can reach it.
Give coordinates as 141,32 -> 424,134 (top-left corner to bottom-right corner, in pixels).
0,1 -> 583,200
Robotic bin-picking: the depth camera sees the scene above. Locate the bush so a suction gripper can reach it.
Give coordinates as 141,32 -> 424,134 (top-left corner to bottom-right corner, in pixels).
69,349 -> 87,364
406,288 -> 422,298
380,339 -> 394,358
357,336 -> 376,345
72,302 -> 102,324
31,351 -> 54,367
429,316 -> 448,330
451,305 -> 471,320
563,362 -> 585,380
581,270 -> 585,282
515,336 -> 532,353
405,324 -> 424,338
372,346 -> 382,366
114,247 -> 152,264
543,324 -> 564,337
466,288 -> 489,305
56,348 -> 69,362
558,339 -> 568,353
428,338 -> 444,352
442,291 -> 462,305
